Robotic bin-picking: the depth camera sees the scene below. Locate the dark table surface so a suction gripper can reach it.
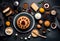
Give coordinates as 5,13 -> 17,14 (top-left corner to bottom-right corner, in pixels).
0,0 -> 60,41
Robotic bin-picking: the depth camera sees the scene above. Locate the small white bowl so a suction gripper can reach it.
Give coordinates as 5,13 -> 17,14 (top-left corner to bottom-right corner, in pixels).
35,13 -> 42,19
51,10 -> 56,15
5,27 -> 13,35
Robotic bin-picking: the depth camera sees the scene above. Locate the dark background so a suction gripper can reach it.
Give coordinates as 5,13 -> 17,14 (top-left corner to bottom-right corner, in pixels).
0,0 -> 60,41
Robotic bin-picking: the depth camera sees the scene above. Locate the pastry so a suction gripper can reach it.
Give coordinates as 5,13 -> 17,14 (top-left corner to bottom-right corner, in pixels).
3,7 -> 10,13
37,24 -> 42,29
44,20 -> 50,27
6,21 -> 10,26
3,6 -> 14,16
6,10 -> 13,16
39,7 -> 45,13
39,20 -> 43,24
31,3 -> 39,11
35,13 -> 42,19
31,29 -> 39,37
23,3 -> 28,9
17,16 -> 30,30
5,27 -> 13,35
31,32 -> 37,37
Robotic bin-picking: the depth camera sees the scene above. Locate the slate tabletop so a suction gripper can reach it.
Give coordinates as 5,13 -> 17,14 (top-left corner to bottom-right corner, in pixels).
0,0 -> 60,41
